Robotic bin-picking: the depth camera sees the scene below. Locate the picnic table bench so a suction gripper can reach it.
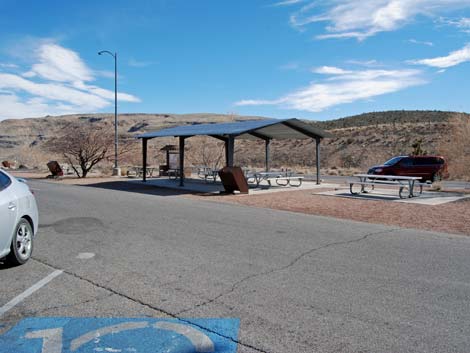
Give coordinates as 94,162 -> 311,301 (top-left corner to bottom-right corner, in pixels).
247,171 -> 304,187
348,174 -> 431,199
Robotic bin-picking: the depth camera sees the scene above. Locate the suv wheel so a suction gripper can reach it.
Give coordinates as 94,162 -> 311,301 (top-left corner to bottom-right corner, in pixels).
431,173 -> 441,183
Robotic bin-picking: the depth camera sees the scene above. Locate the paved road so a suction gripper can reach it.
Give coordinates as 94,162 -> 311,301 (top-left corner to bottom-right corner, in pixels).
2,180 -> 470,353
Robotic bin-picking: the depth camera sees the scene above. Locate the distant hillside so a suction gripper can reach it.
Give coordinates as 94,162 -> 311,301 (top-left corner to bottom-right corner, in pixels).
311,110 -> 463,130
0,110 -> 468,179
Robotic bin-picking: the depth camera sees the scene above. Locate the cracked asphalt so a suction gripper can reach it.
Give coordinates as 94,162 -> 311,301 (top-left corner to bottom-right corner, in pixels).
2,179 -> 470,352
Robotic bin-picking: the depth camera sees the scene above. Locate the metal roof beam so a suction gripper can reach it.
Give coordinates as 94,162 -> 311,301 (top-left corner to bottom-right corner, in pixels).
281,120 -> 321,140
209,135 -> 229,142
248,131 -> 271,141
174,135 -> 194,139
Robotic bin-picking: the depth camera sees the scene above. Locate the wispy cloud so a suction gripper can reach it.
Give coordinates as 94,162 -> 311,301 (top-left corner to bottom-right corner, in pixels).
235,66 -> 424,112
0,63 -> 19,69
128,58 -> 155,68
273,0 -> 304,6
0,42 -> 140,120
94,70 -> 116,79
345,59 -> 381,67
410,43 -> 470,68
285,1 -> 470,40
438,16 -> 470,32
279,61 -> 300,70
408,39 -> 434,47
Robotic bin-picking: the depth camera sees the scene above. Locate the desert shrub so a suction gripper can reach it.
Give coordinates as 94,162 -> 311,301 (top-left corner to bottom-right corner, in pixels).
438,116 -> 470,180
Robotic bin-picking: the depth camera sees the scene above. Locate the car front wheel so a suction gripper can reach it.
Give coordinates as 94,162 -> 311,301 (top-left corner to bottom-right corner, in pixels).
6,219 -> 34,266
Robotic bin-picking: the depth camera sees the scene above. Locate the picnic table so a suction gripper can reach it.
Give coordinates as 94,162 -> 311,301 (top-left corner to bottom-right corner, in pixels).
348,174 -> 426,199
128,166 -> 157,178
196,166 -> 219,183
248,171 -> 304,187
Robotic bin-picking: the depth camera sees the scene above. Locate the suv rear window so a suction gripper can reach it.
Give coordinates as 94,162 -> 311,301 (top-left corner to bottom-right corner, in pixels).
0,170 -> 12,191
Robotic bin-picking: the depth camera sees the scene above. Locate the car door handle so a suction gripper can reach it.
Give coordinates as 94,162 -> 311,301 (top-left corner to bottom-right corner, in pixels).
8,202 -> 16,210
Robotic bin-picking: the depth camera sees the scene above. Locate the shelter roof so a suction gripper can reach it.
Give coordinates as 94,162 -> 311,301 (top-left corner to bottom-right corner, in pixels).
137,118 -> 332,140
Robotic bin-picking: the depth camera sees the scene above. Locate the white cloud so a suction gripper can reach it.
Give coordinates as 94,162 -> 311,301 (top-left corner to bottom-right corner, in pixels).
30,43 -> 94,82
0,93 -> 78,119
72,81 -> 140,103
287,1 -> 470,40
235,67 -> 424,112
410,43 -> 470,68
0,73 -> 110,109
0,42 -> 140,120
312,66 -> 352,75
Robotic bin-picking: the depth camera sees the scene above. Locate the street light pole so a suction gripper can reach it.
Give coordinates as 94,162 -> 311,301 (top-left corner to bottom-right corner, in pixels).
98,50 -> 120,176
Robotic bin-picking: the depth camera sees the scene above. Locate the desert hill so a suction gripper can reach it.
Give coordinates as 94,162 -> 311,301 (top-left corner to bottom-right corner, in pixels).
0,110 -> 468,179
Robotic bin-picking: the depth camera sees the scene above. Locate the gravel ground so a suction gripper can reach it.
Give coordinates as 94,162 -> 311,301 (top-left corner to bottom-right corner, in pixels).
193,189 -> 470,236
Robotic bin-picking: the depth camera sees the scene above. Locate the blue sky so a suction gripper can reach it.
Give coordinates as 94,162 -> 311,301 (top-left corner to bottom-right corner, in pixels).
1,0 -> 470,121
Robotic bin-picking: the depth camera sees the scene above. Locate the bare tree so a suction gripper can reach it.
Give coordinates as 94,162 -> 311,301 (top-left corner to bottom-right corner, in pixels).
188,136 -> 224,170
45,124 -> 135,178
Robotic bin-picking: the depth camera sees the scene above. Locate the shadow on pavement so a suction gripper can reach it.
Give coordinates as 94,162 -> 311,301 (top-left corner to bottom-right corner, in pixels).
81,180 -> 209,197
0,260 -> 20,270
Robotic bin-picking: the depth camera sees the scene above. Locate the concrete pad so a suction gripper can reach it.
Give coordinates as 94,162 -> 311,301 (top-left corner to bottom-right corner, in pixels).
128,177 -> 338,195
129,177 -> 225,193
317,187 -> 470,205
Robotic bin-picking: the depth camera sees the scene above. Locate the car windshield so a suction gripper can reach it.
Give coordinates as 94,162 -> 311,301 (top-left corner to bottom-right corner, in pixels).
383,156 -> 403,166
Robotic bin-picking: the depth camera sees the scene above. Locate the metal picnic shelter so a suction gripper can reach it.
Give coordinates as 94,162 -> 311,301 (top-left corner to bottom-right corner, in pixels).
137,118 -> 331,186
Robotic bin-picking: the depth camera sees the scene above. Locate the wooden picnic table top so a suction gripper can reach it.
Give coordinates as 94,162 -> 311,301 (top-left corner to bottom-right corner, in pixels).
353,174 -> 422,180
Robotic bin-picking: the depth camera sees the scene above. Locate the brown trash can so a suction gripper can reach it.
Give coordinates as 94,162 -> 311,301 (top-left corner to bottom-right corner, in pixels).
47,161 -> 64,177
218,166 -> 249,194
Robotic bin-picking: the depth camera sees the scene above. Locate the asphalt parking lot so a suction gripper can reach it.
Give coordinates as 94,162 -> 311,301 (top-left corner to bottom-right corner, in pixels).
2,179 -> 470,353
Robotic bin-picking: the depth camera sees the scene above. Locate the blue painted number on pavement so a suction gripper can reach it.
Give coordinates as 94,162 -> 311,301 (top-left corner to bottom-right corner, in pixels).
0,317 -> 239,353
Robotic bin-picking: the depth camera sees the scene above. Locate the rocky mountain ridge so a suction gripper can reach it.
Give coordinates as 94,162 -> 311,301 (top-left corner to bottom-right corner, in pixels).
0,110 -> 468,178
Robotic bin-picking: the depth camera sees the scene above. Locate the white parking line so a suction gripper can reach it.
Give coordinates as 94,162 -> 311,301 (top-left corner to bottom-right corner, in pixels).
0,270 -> 63,317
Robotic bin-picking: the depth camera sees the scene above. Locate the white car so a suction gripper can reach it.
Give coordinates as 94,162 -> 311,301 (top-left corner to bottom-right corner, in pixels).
0,169 -> 38,265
